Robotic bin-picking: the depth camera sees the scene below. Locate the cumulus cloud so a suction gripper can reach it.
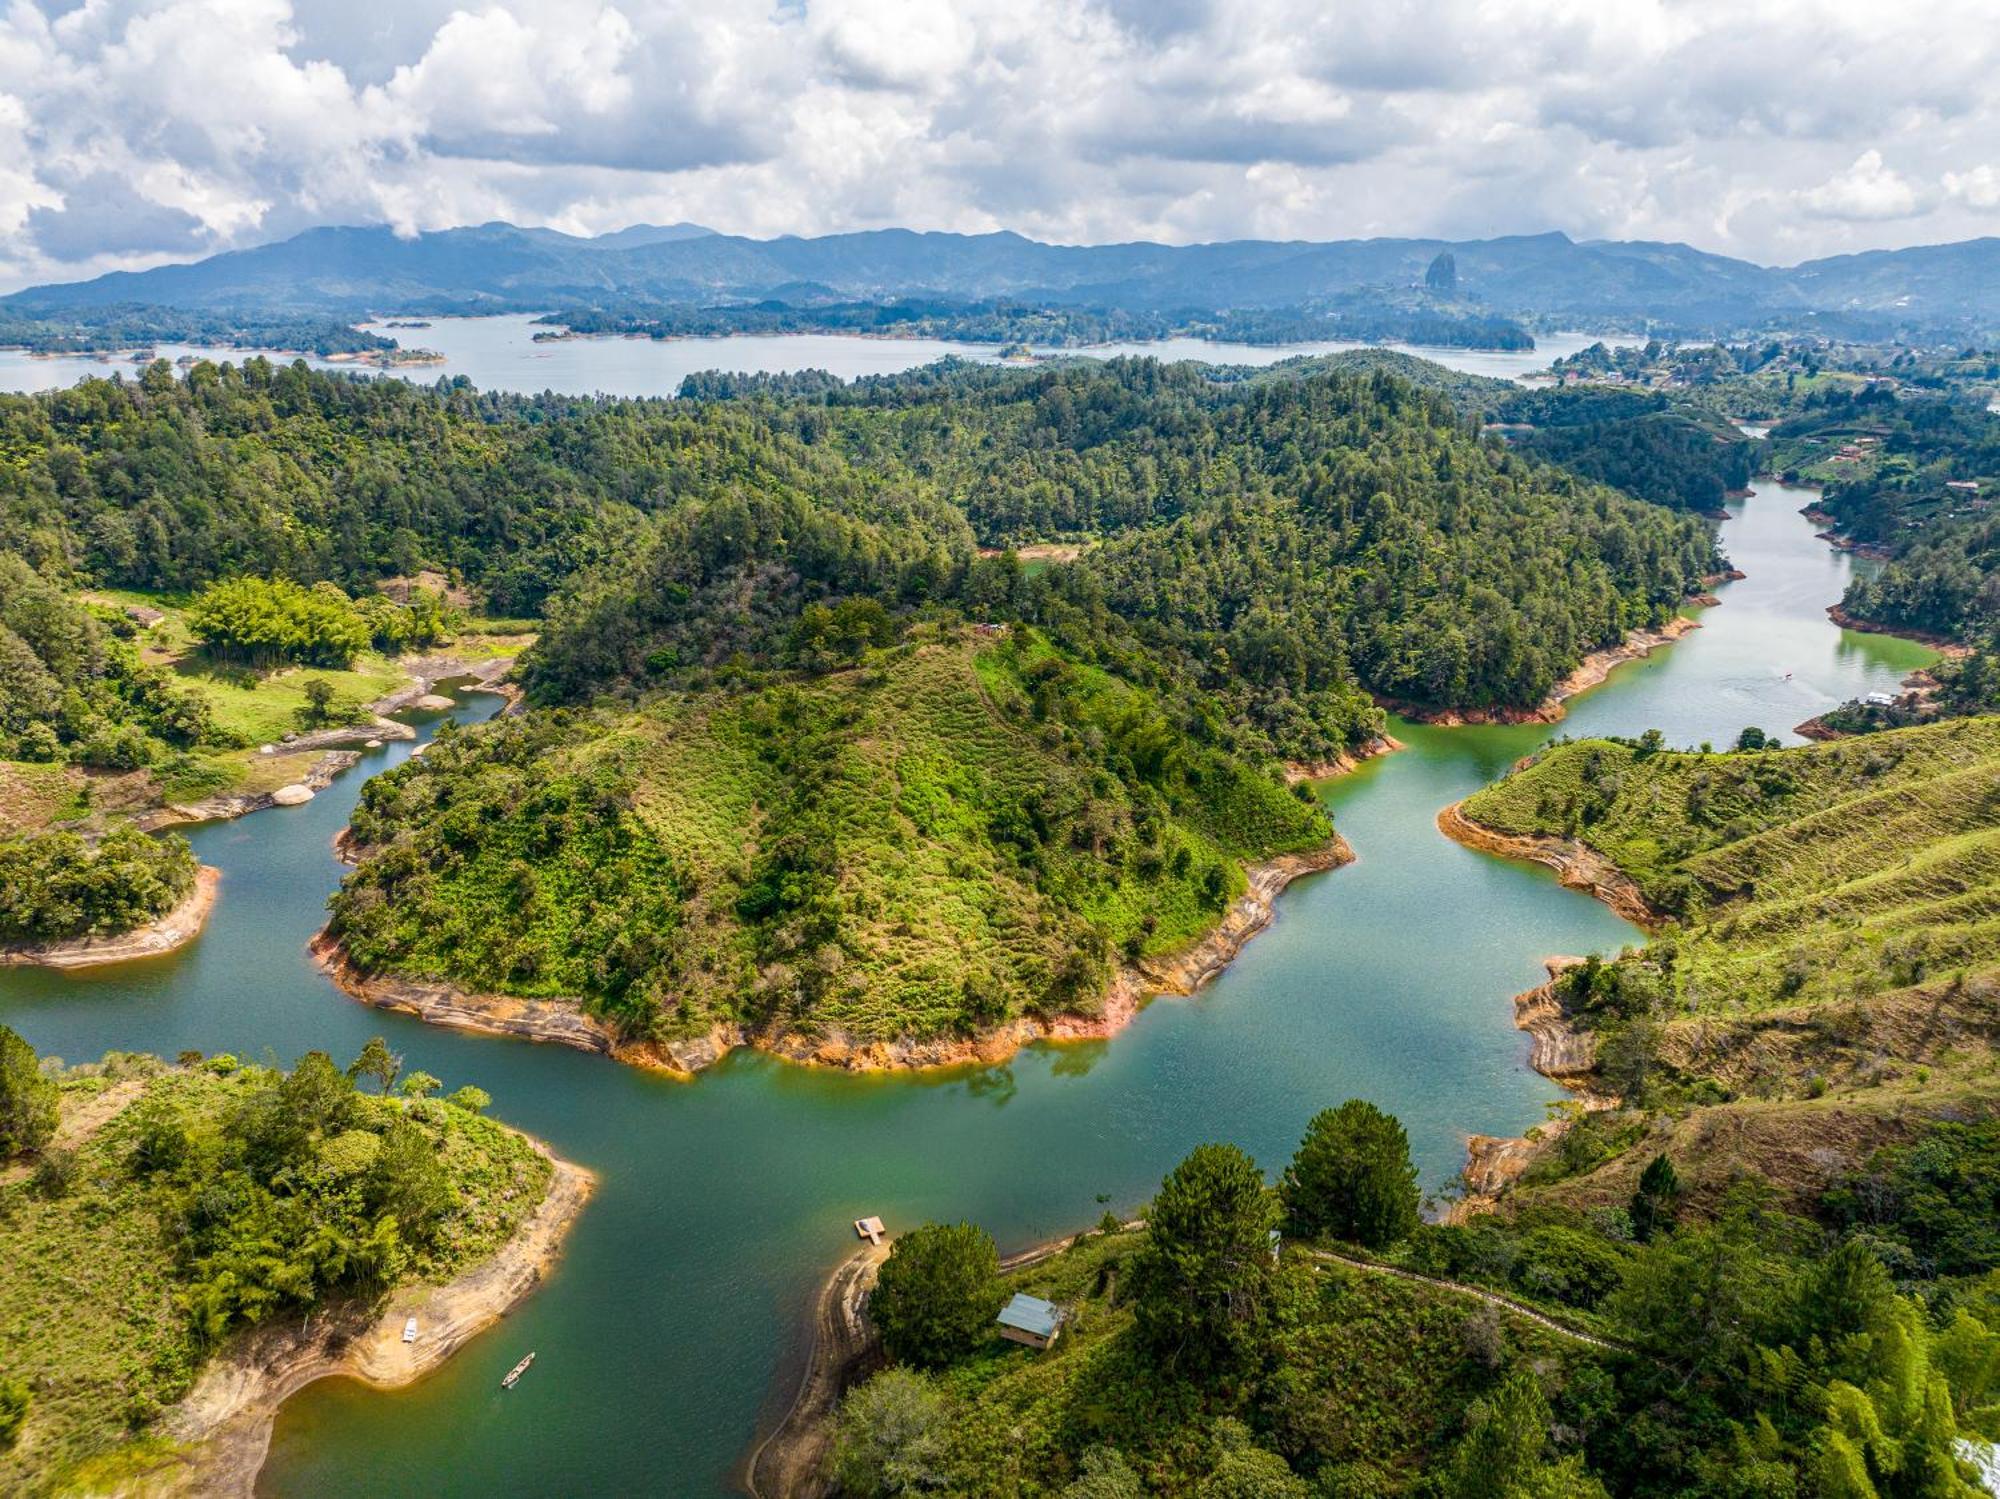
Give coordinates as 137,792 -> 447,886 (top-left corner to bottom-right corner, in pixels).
0,0 -> 1997,291
1797,150 -> 1923,222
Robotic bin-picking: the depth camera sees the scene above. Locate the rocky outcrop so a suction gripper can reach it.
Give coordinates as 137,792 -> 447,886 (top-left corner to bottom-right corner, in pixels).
1284,733 -> 1404,783
310,836 -> 1357,1077
150,1146 -> 593,1498
138,752 -> 362,830
1436,801 -> 1663,930
1448,957 -> 1621,1223
0,866 -> 220,970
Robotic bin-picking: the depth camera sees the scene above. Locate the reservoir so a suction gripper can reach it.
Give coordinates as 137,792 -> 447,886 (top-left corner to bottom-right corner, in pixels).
0,319 -> 1608,399
0,467 -> 1930,1492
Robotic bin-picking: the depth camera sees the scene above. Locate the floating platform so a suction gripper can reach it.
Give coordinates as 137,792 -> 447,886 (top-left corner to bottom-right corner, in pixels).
854,1216 -> 885,1246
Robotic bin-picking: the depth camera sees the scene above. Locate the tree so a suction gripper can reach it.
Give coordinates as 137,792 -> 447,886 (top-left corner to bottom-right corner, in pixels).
1441,1371 -> 1609,1499
399,1070 -> 441,1101
0,1024 -> 57,1163
1629,1153 -> 1681,1244
1280,1099 -> 1420,1248
869,1222 -> 1004,1369
1061,1448 -> 1145,1499
301,677 -> 337,725
1735,726 -> 1770,751
349,1036 -> 403,1094
1199,1423 -> 1310,1498
831,1368 -> 955,1496
366,1119 -> 453,1244
1129,1143 -> 1278,1375
445,1085 -> 491,1114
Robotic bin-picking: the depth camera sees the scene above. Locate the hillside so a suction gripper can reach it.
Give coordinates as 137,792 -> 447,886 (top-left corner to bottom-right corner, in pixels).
1456,718 -> 2000,1098
529,361 -> 1717,755
807,1115 -> 2000,1497
328,631 -> 1334,1060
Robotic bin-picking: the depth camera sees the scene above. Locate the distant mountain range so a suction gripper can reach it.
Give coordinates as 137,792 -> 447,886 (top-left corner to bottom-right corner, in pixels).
8,221 -> 2000,335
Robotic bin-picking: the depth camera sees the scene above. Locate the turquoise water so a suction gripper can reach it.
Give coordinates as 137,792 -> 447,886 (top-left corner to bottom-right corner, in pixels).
0,478 -> 1931,1495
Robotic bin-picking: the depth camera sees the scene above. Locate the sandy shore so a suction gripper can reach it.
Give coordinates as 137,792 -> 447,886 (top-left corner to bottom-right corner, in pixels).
148,1146 -> 594,1498
1436,800 -> 1662,929
311,834 -> 1356,1078
0,866 -> 220,970
1385,614 -> 1701,727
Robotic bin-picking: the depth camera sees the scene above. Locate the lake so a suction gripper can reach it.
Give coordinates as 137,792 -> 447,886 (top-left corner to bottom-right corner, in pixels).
0,460 -> 1933,1494
0,318 -> 1610,399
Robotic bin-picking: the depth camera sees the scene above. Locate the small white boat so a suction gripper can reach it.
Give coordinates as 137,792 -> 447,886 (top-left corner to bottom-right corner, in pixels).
502,1352 -> 536,1389
402,1317 -> 418,1344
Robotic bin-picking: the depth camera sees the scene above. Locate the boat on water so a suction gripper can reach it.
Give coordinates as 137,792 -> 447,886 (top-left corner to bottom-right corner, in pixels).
502,1352 -> 536,1389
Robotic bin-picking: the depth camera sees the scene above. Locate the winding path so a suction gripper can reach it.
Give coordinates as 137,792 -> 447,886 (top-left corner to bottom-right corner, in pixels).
1300,1247 -> 1627,1353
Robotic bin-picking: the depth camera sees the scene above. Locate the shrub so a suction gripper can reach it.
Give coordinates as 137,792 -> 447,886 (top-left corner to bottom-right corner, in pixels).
0,1025 -> 57,1163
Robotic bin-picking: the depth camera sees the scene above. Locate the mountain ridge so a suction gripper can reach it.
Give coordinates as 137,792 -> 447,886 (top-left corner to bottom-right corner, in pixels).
9,222 -> 2000,330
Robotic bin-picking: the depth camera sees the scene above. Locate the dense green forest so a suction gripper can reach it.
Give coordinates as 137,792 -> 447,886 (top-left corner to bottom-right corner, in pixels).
330,628 -> 1330,1046
0,826 -> 196,944
0,551 -> 214,768
0,1038 -> 550,1492
827,1107 -> 2000,1496
1494,389 -> 1760,512
530,362 -> 1714,753
0,306 -> 393,356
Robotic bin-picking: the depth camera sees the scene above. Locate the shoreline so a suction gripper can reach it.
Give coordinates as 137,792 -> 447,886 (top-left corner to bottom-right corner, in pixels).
0,865 -> 220,970
1449,956 -> 1620,1223
134,654 -> 519,832
152,1143 -> 594,1498
1824,604 -> 1968,655
1435,800 -> 1663,930
1384,614 -> 1702,727
1284,731 -> 1404,783
310,834 -> 1356,1078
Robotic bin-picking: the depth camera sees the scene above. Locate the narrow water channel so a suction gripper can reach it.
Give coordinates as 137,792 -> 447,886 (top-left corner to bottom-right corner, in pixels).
0,479 -> 1935,1495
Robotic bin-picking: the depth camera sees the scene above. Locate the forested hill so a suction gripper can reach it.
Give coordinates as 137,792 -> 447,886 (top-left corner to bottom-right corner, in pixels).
0,359 -> 976,616
527,361 -> 1716,746
0,355 -> 1712,755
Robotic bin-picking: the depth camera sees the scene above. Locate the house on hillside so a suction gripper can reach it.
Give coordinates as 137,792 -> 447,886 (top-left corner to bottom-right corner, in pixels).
997,1293 -> 1063,1351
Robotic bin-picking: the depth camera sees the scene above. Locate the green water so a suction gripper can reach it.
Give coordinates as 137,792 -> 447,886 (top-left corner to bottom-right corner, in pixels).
0,480 -> 1934,1495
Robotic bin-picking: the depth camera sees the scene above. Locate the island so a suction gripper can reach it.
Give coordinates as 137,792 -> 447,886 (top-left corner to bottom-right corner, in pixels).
0,1029 -> 589,1496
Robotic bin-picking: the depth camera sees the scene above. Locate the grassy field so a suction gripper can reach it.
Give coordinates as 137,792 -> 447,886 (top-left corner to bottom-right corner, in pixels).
331,631 -> 1334,1045
1462,717 -> 2000,1095
0,1052 -> 550,1494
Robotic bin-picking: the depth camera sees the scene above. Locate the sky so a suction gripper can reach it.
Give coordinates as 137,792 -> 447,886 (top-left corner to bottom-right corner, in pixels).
1,0 -> 1998,293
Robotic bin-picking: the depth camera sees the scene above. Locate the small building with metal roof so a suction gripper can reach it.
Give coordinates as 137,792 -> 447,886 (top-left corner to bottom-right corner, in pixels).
996,1293 -> 1063,1350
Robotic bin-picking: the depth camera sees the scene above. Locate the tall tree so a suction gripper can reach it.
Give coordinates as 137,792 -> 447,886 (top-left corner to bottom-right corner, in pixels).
0,1024 -> 56,1163
1280,1099 -> 1420,1247
1130,1143 -> 1278,1376
869,1222 -> 1005,1369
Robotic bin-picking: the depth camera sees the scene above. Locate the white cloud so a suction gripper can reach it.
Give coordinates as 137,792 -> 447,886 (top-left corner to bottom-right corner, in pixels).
1796,150 -> 1922,222
0,0 -> 1997,291
1944,164 -> 2000,211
